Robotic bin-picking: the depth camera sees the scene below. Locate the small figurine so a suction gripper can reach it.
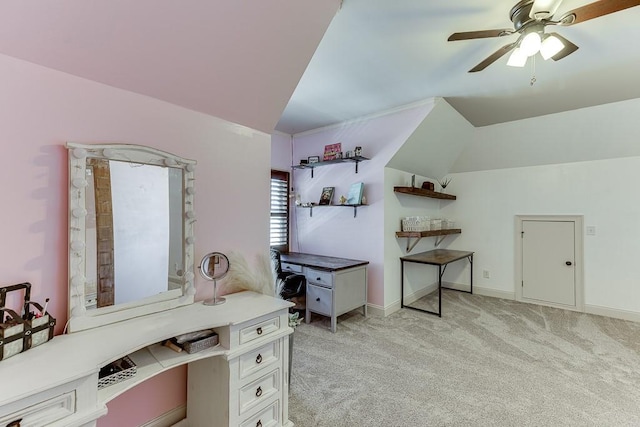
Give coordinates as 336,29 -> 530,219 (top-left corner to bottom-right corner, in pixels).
339,195 -> 347,205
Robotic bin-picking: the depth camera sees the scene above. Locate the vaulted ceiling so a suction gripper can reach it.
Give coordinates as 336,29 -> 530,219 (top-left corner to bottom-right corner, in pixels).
1,1 -> 639,136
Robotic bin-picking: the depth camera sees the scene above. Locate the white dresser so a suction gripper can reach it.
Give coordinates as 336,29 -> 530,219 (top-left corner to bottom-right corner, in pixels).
0,291 -> 293,427
280,253 -> 368,333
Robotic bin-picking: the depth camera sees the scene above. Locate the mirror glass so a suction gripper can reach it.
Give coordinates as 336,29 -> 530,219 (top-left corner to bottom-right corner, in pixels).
67,143 -> 196,332
83,160 -> 184,308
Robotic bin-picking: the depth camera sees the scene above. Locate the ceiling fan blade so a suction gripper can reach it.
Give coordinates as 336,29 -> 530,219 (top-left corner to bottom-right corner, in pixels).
558,0 -> 640,25
469,42 -> 518,73
448,29 -> 514,41
547,32 -> 579,61
530,0 -> 564,19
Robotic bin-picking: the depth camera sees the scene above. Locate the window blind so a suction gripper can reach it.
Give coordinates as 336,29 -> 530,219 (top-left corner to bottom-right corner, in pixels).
270,170 -> 289,252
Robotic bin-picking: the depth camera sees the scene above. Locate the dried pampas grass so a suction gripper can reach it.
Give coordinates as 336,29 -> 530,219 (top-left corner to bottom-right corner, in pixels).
218,251 -> 276,297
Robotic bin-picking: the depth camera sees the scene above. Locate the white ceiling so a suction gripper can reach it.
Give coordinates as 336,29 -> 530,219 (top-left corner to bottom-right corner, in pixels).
276,0 -> 640,134
1,1 -> 638,136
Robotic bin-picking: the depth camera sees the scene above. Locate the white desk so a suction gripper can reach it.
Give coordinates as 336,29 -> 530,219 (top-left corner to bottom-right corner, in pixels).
280,252 -> 368,333
0,291 -> 293,427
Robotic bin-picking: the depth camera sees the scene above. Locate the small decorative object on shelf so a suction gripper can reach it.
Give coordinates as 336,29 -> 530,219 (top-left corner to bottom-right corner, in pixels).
339,195 -> 347,205
437,177 -> 452,192
421,181 -> 435,191
354,146 -> 363,156
319,187 -> 334,205
323,143 -> 342,161
300,159 -> 308,165
345,150 -> 353,158
308,156 -> 320,164
98,356 -> 137,389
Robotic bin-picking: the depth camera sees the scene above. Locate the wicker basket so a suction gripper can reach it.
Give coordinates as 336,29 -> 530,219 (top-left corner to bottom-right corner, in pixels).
401,216 -> 430,232
98,356 -> 137,389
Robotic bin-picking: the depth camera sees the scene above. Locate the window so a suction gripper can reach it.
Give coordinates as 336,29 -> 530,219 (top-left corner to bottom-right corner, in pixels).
270,170 -> 289,252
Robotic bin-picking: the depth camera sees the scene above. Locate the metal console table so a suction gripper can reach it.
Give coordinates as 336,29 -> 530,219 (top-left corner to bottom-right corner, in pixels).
400,249 -> 474,317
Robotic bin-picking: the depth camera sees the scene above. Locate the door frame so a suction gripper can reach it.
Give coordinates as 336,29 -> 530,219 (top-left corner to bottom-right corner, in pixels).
515,215 -> 584,312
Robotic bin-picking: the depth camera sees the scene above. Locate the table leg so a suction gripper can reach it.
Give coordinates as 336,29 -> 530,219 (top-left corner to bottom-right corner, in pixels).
438,265 -> 442,317
400,260 -> 405,308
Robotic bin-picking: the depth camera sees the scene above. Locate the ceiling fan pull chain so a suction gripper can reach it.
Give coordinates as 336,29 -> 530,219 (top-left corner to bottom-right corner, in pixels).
530,55 -> 537,86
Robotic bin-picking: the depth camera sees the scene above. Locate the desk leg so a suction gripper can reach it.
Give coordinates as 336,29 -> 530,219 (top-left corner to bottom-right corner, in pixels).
400,261 -> 405,308
470,254 -> 473,294
438,265 -> 442,318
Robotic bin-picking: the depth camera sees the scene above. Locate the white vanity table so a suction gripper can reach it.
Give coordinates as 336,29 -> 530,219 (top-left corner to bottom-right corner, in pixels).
0,291 -> 294,426
0,143 -> 296,426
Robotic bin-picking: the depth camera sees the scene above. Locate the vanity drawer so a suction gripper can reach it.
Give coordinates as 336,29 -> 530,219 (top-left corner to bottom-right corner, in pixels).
239,341 -> 280,380
240,400 -> 280,427
306,268 -> 333,288
238,369 -> 280,415
0,391 -> 75,427
240,317 -> 280,345
281,262 -> 302,273
306,284 -> 332,316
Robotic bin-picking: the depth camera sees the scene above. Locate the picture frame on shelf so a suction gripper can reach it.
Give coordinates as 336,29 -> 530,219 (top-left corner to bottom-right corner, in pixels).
354,146 -> 362,157
319,187 -> 334,205
308,156 -> 320,164
346,182 -> 364,205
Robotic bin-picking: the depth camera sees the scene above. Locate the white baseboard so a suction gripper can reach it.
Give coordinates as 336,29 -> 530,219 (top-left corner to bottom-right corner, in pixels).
585,304 -> 640,323
139,405 -> 186,427
442,282 -> 515,301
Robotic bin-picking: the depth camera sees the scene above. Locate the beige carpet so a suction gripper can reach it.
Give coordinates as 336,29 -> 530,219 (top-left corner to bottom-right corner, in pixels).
289,292 -> 640,426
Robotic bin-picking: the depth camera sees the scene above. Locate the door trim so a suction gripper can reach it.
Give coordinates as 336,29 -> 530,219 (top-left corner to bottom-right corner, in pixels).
515,215 -> 584,312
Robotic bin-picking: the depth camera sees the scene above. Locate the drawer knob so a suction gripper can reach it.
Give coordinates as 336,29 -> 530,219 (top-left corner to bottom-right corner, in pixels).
316,297 -> 320,302
256,386 -> 263,397
256,327 -> 263,335
7,419 -> 22,427
256,421 -> 262,427
256,353 -> 263,364
316,277 -> 321,281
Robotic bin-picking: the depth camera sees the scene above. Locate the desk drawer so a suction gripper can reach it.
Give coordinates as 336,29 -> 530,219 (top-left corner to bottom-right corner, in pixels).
0,391 -> 75,427
241,400 -> 280,427
306,268 -> 333,288
281,262 -> 302,273
307,284 -> 332,316
239,341 -> 280,380
239,369 -> 280,415
240,317 -> 280,345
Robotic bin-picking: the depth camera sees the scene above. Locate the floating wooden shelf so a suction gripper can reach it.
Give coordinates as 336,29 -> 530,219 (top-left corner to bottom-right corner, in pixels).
395,229 -> 462,252
292,156 -> 369,178
393,186 -> 456,200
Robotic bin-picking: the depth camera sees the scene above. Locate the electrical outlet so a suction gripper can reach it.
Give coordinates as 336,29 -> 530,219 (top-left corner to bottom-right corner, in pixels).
586,226 -> 596,236
483,270 -> 490,279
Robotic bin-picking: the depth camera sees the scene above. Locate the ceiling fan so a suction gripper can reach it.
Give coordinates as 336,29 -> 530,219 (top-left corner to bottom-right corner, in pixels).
448,0 -> 640,72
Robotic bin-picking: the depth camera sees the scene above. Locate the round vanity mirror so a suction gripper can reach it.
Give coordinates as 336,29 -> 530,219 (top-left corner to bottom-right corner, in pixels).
199,252 -> 230,306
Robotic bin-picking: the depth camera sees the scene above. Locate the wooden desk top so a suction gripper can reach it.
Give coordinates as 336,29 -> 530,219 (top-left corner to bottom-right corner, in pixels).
400,249 -> 474,266
280,252 -> 369,272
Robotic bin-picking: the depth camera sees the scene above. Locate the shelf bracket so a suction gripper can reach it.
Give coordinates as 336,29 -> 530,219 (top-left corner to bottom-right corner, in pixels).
309,206 -> 313,217
353,206 -> 357,218
355,161 -> 359,174
434,235 -> 447,247
405,237 -> 421,252
311,168 -> 314,179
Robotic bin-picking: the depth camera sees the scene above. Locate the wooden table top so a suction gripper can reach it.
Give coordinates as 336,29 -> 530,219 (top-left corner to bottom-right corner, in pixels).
281,252 -> 369,271
400,249 -> 474,266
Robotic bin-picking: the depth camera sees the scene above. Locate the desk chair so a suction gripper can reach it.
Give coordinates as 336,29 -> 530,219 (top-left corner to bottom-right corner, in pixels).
270,248 -> 306,312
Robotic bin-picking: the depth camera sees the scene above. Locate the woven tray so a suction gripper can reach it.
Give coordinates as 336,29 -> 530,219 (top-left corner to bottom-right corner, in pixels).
98,355 -> 137,389
182,333 -> 219,354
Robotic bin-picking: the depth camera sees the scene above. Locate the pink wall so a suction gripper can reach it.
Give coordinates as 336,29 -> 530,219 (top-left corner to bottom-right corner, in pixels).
290,106 -> 430,307
271,133 -> 293,172
0,53 -> 271,425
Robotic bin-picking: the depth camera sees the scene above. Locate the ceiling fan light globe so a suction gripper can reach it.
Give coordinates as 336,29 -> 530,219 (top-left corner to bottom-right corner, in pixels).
507,48 -> 528,67
540,35 -> 565,60
520,32 -> 542,57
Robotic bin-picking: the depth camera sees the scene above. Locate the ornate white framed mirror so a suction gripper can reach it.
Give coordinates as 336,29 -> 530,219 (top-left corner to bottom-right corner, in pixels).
66,142 -> 197,332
